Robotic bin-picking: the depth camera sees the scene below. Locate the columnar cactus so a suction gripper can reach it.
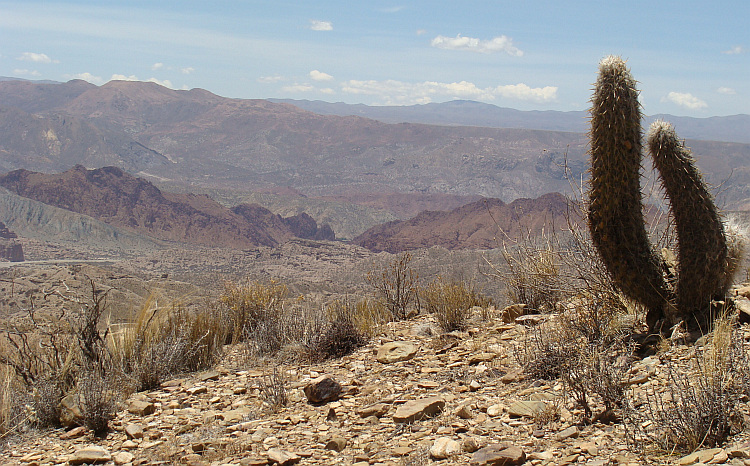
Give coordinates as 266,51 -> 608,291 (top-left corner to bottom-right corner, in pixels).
647,121 -> 729,330
587,56 -> 670,328
588,55 -> 730,333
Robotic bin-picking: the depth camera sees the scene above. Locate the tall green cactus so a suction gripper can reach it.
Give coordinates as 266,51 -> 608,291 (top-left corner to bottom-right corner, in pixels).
588,55 -> 730,333
587,56 -> 670,329
647,121 -> 729,331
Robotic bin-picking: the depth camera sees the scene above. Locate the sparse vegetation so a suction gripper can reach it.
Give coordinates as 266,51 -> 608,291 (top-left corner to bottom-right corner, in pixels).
367,252 -> 419,320
421,276 -> 493,332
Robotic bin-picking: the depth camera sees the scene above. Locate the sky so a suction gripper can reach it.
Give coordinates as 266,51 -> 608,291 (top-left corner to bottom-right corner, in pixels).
0,1 -> 747,117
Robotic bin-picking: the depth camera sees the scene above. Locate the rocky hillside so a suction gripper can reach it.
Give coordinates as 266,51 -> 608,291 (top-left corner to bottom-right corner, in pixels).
0,220 -> 23,262
354,193 -> 570,253
0,166 -> 334,249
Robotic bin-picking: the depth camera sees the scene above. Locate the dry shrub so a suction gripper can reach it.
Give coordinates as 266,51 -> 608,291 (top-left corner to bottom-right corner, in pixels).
220,279 -> 289,343
0,365 -> 27,441
77,366 -> 120,436
500,232 -> 562,313
109,297 -> 228,392
367,252 -> 419,320
421,277 -> 493,332
626,314 -> 750,452
257,367 -> 289,413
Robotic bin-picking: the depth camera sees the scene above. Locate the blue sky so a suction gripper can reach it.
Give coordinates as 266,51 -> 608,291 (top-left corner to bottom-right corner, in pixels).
0,1 -> 747,116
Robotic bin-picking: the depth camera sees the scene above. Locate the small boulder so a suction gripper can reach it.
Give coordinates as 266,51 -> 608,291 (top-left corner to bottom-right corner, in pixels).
376,342 -> 417,363
470,444 -> 526,466
303,375 -> 342,404
68,445 -> 112,465
430,437 -> 461,459
267,448 -> 300,465
393,396 -> 445,423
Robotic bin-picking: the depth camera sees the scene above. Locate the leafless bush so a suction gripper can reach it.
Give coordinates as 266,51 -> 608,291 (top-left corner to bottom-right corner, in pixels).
625,316 -> 750,452
501,234 -> 563,313
77,366 -> 119,436
367,252 -> 419,320
257,367 -> 288,413
110,300 -> 228,391
421,277 -> 493,332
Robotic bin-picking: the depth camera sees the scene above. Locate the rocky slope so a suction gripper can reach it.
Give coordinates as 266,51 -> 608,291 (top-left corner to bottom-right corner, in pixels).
4,307 -> 750,466
354,193 -> 570,253
0,166 -> 334,249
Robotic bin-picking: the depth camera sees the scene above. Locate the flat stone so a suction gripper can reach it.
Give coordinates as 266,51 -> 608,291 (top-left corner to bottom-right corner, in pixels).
486,403 -> 504,417
393,396 -> 446,423
376,341 -> 417,363
303,375 -> 342,404
430,437 -> 461,459
552,425 -> 580,441
68,446 -> 111,465
470,444 -> 526,466
124,423 -> 144,439
128,399 -> 156,416
392,446 -> 413,456
59,426 -> 87,440
356,402 -> 390,418
678,448 -> 727,465
266,448 -> 300,465
468,353 -> 496,365
508,400 -> 547,418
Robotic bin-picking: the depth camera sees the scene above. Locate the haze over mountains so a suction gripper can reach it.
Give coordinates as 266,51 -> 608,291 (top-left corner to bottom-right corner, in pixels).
0,77 -> 748,253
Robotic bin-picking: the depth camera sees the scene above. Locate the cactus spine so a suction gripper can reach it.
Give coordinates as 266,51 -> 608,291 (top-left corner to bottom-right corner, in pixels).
587,56 -> 670,327
588,56 -> 730,333
647,121 -> 729,330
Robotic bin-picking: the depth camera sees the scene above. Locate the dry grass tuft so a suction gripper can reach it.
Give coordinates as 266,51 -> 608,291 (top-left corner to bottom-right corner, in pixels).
421,277 -> 493,332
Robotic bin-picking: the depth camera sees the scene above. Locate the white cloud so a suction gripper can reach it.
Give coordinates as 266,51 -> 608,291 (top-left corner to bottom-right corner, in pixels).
107,74 -> 174,88
722,45 -> 744,55
13,68 -> 41,77
147,77 -> 173,88
416,29 -> 427,36
151,62 -> 164,70
309,70 -> 333,81
70,72 -> 104,84
181,67 -> 195,74
717,87 -> 737,95
663,92 -> 708,110
110,74 -> 139,81
431,34 -> 523,56
320,88 -> 335,94
340,79 -> 556,105
282,83 -> 315,93
17,52 -> 59,63
310,20 -> 333,31
258,75 -> 285,84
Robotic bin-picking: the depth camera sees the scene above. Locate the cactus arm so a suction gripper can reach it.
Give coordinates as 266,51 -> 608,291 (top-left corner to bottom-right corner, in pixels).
587,56 -> 669,324
647,121 -> 728,330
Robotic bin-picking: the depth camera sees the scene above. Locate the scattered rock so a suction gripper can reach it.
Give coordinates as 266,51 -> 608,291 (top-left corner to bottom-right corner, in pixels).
393,396 -> 446,423
507,400 -> 547,418
356,402 -> 390,418
552,425 -> 580,442
430,437 -> 461,459
266,448 -> 300,465
59,426 -> 86,440
127,399 -> 156,416
470,443 -> 526,466
124,423 -> 144,439
677,448 -> 728,465
500,304 -> 527,323
67,445 -> 111,465
303,375 -> 342,404
376,341 -> 417,363
112,451 -> 135,465
59,392 -> 83,427
324,435 -> 347,452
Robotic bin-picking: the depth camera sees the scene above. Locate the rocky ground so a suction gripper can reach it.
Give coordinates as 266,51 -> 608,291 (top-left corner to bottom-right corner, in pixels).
4,305 -> 750,466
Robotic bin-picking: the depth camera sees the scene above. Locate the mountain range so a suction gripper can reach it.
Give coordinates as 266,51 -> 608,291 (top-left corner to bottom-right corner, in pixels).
0,77 -> 748,253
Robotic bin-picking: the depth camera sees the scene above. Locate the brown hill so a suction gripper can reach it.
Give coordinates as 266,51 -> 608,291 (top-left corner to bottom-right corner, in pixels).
0,166 -> 333,249
1,78 -> 749,213
353,192 -> 570,252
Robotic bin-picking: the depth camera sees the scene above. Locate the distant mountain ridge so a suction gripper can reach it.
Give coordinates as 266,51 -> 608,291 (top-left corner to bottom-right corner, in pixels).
354,192 -> 570,253
0,166 -> 334,249
271,99 -> 750,145
0,77 -> 749,219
